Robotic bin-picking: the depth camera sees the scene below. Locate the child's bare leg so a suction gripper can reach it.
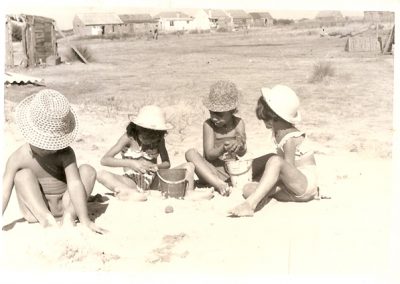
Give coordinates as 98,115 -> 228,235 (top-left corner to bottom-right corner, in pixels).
185,148 -> 229,195
97,169 -> 147,201
61,164 -> 96,226
14,169 -> 57,227
229,155 -> 307,217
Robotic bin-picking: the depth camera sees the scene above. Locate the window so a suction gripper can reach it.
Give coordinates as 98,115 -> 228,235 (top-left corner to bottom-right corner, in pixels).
170,21 -> 174,26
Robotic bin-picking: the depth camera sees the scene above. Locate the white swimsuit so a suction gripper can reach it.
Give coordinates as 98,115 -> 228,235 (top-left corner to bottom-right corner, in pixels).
273,131 -> 318,200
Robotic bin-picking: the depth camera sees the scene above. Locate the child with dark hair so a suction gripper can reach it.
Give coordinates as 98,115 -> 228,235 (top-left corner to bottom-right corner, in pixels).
97,105 -> 213,201
229,85 -> 319,217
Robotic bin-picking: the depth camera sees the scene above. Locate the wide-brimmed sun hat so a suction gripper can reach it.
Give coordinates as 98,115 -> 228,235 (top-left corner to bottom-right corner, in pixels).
203,80 -> 239,112
16,89 -> 79,150
128,105 -> 173,131
261,85 -> 301,124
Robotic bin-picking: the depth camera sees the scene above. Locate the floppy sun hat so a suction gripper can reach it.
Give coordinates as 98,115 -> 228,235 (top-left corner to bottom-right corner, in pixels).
129,105 -> 173,131
203,80 -> 239,112
261,85 -> 301,124
16,89 -> 79,151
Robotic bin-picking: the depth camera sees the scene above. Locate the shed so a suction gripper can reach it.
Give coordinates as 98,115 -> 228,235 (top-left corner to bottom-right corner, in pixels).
118,14 -> 158,34
154,11 -> 193,32
204,9 -> 230,29
6,14 -> 58,67
73,13 -> 123,36
225,10 -> 252,29
249,12 -> 274,27
315,11 -> 344,22
363,11 -> 395,23
185,9 -> 212,31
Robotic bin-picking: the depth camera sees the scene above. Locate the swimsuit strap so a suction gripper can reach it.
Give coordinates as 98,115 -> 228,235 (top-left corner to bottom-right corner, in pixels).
276,131 -> 305,150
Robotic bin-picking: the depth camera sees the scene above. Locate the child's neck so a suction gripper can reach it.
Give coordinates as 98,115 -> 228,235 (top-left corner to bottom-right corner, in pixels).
272,120 -> 295,135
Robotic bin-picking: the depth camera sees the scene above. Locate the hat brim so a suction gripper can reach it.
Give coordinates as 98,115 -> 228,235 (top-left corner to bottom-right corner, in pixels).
16,94 -> 78,150
261,88 -> 301,124
128,114 -> 173,131
202,97 -> 238,112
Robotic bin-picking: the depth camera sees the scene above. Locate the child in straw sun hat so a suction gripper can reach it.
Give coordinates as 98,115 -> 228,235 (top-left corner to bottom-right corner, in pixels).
185,80 -> 247,196
97,105 -> 214,201
229,85 -> 319,217
2,89 -> 106,234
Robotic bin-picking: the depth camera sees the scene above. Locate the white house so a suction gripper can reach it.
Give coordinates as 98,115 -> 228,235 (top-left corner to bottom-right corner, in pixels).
153,11 -> 193,32
187,9 -> 211,31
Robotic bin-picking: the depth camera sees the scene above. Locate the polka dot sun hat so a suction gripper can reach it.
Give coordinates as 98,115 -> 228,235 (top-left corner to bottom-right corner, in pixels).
203,80 -> 239,112
16,89 -> 79,150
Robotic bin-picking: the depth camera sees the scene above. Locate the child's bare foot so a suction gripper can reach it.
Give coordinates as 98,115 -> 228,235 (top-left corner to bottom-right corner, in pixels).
115,186 -> 147,201
215,182 -> 231,196
228,201 -> 254,217
185,188 -> 214,201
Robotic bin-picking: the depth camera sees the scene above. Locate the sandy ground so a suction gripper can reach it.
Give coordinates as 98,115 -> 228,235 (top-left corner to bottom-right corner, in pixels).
1,99 -> 399,282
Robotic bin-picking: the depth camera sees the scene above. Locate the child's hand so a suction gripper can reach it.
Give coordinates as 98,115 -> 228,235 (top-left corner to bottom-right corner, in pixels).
224,140 -> 243,154
128,160 -> 147,174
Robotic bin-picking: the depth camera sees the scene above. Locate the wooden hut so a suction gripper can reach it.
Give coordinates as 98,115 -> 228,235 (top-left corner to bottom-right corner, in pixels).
73,13 -> 123,36
225,10 -> 252,30
249,12 -> 274,27
363,11 -> 395,23
315,11 -> 344,23
118,14 -> 158,34
5,14 -> 58,67
203,9 -> 230,30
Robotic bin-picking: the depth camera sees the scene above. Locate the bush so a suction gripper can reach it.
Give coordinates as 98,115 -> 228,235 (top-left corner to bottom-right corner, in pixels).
273,19 -> 295,26
308,61 -> 335,83
216,27 -> 229,33
65,45 -> 94,63
12,24 -> 22,41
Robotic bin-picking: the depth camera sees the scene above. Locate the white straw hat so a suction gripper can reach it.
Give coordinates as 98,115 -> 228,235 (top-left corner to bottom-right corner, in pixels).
129,105 -> 173,131
16,89 -> 78,150
261,85 -> 301,124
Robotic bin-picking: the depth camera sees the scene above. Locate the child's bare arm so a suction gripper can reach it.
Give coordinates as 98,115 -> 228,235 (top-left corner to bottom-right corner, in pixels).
203,122 -> 225,161
235,119 -> 247,156
282,138 -> 297,166
100,133 -> 144,172
2,152 -> 20,215
157,139 -> 170,169
64,162 -> 105,234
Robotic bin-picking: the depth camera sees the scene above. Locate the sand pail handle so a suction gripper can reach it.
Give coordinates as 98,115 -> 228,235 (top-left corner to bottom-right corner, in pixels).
156,172 -> 186,184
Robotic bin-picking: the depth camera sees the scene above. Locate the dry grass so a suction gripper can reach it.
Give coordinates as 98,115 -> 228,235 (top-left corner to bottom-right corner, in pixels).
308,61 -> 335,83
4,25 -> 393,159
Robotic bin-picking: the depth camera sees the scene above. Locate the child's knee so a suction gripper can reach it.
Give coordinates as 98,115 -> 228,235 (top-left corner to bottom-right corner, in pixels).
80,164 -> 97,180
266,155 -> 284,168
185,148 -> 199,161
14,168 -> 35,186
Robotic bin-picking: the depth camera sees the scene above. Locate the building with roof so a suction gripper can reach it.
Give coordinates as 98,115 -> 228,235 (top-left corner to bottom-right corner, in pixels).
315,11 -> 344,22
73,13 -> 124,36
249,12 -> 274,27
204,9 -> 230,30
363,11 -> 395,23
119,14 -> 158,34
225,10 -> 252,30
153,11 -> 193,32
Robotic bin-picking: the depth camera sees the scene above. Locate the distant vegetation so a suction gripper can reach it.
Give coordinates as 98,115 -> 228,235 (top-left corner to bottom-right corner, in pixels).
273,19 -> 295,26
308,61 -> 335,83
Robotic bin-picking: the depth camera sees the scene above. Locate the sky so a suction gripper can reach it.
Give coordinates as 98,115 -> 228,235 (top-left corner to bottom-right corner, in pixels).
3,0 -> 399,29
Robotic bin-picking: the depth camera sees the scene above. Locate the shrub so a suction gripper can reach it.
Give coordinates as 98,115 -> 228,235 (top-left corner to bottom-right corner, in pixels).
216,27 -> 229,33
273,19 -> 295,26
308,61 -> 335,83
12,24 -> 22,41
65,45 -> 94,63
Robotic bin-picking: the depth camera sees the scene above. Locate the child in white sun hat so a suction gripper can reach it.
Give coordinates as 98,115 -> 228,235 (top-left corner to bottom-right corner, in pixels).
185,80 -> 247,196
229,85 -> 318,217
97,105 -> 213,201
2,89 -> 106,233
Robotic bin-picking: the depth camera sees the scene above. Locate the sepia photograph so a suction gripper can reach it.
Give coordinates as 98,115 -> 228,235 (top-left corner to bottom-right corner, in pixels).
1,0 -> 399,282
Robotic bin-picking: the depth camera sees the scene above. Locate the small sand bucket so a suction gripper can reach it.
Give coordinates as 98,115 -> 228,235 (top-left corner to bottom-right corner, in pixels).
225,159 -> 253,189
157,169 -> 187,199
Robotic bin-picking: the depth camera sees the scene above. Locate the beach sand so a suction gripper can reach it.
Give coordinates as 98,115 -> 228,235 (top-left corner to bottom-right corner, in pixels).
1,100 -> 398,280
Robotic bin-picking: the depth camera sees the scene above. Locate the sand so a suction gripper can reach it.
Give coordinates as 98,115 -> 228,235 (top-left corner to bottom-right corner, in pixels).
1,98 -> 399,282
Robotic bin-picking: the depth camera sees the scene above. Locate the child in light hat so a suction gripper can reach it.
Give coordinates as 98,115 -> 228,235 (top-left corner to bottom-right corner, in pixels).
185,80 -> 247,196
2,89 -> 106,233
229,85 -> 318,217
97,105 -> 213,201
